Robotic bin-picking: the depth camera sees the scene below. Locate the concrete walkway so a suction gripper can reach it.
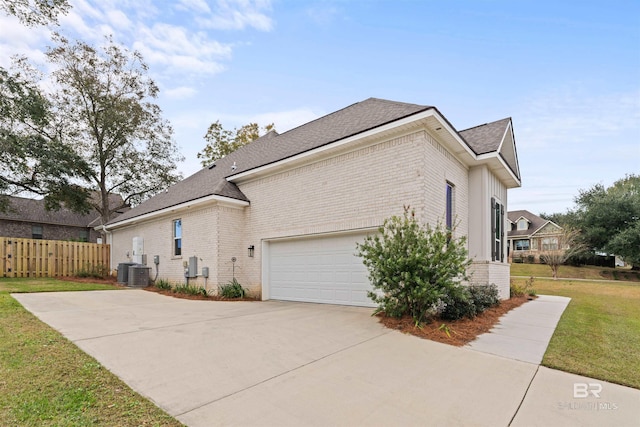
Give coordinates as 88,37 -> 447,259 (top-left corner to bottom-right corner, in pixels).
467,295 -> 571,364
12,290 -> 640,427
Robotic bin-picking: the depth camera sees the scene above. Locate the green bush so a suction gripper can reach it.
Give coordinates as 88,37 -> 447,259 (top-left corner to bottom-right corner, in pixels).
219,278 -> 246,298
357,207 -> 470,325
469,284 -> 500,312
75,263 -> 109,279
440,284 -> 500,321
173,283 -> 208,296
155,278 -> 172,290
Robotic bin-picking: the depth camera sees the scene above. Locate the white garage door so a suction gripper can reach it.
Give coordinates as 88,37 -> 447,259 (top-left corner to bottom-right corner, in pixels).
267,233 -> 375,307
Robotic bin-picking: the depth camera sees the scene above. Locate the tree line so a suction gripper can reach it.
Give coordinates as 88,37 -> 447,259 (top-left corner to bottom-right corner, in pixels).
540,174 -> 639,269
0,0 -> 273,229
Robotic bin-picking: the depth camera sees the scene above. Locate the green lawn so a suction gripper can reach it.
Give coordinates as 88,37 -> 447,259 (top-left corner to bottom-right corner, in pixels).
511,263 -> 640,282
0,277 -> 182,426
511,276 -> 640,389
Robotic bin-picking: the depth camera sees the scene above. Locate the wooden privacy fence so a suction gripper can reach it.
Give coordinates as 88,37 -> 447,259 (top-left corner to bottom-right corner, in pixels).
0,237 -> 110,278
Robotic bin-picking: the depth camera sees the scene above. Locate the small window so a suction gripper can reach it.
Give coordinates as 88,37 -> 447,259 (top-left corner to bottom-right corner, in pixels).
173,219 -> 182,256
32,225 -> 43,240
517,219 -> 528,230
542,237 -> 558,251
79,230 -> 89,242
514,239 -> 530,251
445,182 -> 454,230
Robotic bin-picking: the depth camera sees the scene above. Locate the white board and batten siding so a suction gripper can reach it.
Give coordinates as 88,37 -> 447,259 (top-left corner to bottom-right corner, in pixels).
265,232 -> 375,307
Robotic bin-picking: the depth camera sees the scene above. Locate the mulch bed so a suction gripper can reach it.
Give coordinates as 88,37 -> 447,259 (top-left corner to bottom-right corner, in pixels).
143,285 -> 259,302
378,295 -> 533,346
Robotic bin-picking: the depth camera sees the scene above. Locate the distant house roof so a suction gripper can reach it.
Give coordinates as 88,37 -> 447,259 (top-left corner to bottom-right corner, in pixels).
0,194 -> 126,228
107,98 -> 517,227
507,210 -> 561,238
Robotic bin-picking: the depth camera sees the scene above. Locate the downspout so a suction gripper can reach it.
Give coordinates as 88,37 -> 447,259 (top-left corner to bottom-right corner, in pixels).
98,225 -> 113,274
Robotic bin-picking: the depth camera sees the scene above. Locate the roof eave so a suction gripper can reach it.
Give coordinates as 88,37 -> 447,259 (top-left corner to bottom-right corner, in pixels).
476,153 -> 522,188
104,194 -> 249,230
227,108 -> 479,184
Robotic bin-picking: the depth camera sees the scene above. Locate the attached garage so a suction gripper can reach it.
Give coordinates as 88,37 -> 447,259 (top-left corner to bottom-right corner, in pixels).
265,232 -> 375,307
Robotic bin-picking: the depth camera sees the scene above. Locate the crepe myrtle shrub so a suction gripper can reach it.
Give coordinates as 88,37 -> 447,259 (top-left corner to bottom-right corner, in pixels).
357,207 -> 471,325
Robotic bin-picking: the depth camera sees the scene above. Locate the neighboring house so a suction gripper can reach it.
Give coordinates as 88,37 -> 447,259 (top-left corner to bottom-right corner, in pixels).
507,210 -> 563,262
0,194 -> 127,243
104,98 -> 521,305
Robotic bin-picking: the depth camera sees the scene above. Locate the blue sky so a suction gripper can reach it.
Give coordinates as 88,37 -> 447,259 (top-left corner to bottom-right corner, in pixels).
1,0 -> 638,215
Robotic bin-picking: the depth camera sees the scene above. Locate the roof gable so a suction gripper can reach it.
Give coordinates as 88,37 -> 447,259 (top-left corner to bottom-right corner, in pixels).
459,118 -> 520,180
507,210 -> 561,238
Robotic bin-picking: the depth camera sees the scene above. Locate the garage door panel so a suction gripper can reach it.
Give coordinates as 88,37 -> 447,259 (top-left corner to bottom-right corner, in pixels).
268,233 -> 374,307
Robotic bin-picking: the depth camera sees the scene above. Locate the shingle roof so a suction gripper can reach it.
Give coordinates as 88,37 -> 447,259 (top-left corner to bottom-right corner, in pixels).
507,210 -> 550,237
108,98 -> 432,225
459,118 -> 511,155
108,98 -> 520,226
459,118 -> 520,180
0,194 -> 123,228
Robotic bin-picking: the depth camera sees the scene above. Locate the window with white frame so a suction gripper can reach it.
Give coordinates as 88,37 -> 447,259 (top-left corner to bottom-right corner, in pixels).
491,198 -> 504,262
517,219 -> 528,230
173,219 -> 182,256
514,239 -> 530,251
542,237 -> 558,251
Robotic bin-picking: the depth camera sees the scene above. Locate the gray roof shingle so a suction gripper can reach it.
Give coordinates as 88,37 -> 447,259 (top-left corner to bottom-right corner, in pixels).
108,98 -> 432,224
507,210 -> 553,237
0,194 -> 124,228
109,98 -> 518,226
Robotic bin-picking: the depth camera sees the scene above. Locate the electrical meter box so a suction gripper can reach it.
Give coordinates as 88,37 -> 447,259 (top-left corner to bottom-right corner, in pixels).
132,237 -> 144,264
188,256 -> 198,278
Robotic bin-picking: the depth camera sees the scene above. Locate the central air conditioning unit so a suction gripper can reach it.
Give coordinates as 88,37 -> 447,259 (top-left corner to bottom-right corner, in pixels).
117,262 -> 138,284
128,265 -> 150,287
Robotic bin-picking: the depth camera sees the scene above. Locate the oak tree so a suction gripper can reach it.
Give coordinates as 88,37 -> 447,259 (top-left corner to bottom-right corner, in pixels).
197,121 -> 275,167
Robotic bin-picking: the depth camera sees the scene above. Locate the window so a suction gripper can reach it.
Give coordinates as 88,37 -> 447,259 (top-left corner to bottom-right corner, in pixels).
542,237 -> 558,251
79,230 -> 89,242
445,182 -> 454,230
517,219 -> 528,230
32,225 -> 43,239
491,198 -> 504,262
173,219 -> 182,256
514,239 -> 530,251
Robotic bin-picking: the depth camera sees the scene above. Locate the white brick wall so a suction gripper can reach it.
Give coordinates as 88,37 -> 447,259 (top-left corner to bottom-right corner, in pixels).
239,129 -> 470,296
110,125 -> 512,299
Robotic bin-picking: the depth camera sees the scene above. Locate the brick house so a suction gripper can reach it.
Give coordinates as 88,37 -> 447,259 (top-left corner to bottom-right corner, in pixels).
507,210 -> 563,263
0,194 -> 126,243
104,98 -> 521,304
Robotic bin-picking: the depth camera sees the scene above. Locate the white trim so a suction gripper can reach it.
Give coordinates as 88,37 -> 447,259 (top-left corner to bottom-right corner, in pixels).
227,109 -> 477,183
104,194 -> 249,230
476,152 -> 521,187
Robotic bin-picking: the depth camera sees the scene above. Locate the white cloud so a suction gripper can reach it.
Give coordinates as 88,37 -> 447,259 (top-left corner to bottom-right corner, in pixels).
176,0 -> 211,14
198,0 -> 274,31
164,86 -> 198,99
133,23 -> 231,75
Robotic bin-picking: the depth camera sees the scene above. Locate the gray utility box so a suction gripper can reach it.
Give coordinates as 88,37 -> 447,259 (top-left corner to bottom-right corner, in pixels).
128,265 -> 150,287
117,262 -> 137,284
187,256 -> 198,278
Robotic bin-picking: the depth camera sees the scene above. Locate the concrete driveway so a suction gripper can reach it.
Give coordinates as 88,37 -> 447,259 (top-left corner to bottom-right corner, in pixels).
13,290 -> 640,427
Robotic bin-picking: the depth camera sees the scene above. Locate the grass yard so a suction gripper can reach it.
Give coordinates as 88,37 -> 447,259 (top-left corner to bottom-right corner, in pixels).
511,263 -> 640,281
511,277 -> 640,389
0,278 -> 182,426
